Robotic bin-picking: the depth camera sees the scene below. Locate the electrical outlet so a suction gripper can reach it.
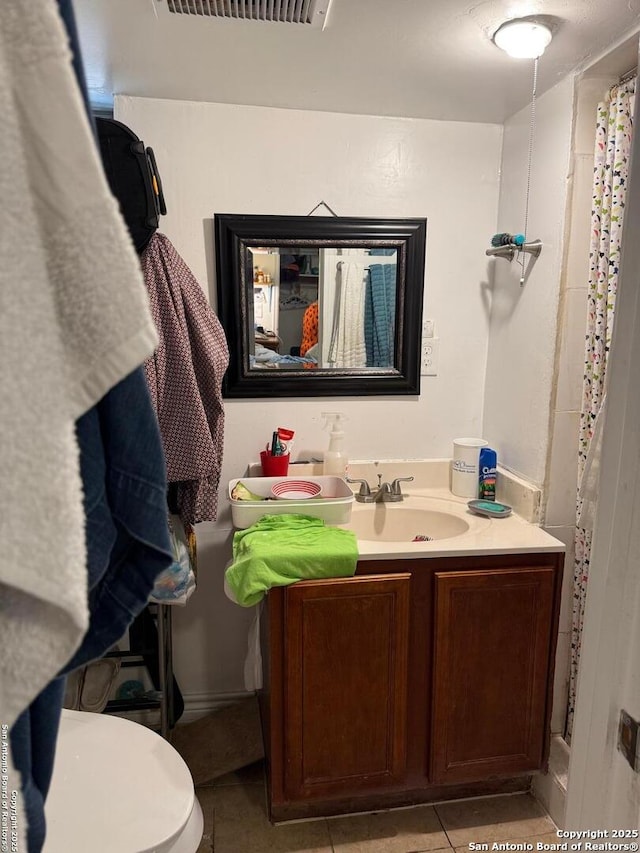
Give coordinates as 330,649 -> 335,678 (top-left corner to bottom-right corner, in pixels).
618,709 -> 640,771
421,337 -> 439,375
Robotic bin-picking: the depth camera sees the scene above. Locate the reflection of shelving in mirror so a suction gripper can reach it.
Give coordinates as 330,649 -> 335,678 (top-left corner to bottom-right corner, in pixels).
276,250 -> 318,356
279,256 -> 318,317
253,267 -> 273,285
249,248 -> 280,335
250,249 -> 278,285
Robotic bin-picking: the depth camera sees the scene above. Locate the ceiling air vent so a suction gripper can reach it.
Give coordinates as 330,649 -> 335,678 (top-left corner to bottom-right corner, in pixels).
165,0 -> 332,27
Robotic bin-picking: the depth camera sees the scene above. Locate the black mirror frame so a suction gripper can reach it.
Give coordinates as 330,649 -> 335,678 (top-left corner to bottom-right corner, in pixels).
214,214 -> 426,398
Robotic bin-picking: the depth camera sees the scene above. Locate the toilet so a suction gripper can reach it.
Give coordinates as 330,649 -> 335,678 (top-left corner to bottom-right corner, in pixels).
43,709 -> 204,853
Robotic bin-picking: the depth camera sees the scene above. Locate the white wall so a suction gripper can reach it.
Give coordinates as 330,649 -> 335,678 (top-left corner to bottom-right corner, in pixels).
481,82 -> 576,820
116,95 -> 503,706
483,77 -> 574,486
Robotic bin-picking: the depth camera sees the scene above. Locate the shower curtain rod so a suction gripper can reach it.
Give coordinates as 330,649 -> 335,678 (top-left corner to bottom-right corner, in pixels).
619,65 -> 637,84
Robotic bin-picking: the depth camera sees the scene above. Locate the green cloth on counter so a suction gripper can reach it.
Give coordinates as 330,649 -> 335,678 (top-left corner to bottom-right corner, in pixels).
225,514 -> 359,607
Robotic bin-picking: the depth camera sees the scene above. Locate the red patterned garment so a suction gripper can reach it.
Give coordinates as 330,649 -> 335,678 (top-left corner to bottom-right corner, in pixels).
141,234 -> 229,524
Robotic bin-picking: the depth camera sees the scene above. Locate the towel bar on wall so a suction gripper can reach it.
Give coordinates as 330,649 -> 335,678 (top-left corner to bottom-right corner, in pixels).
485,239 -> 543,261
485,239 -> 543,286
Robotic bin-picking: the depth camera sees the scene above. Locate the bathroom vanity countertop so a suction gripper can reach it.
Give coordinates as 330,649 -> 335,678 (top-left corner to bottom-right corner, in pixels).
341,486 -> 566,561
244,459 -> 564,560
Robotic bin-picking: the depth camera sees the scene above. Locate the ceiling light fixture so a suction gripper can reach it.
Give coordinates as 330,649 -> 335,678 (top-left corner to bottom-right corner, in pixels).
493,19 -> 552,59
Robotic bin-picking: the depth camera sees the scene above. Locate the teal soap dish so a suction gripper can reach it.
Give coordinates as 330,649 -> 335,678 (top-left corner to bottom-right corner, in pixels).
467,499 -> 512,518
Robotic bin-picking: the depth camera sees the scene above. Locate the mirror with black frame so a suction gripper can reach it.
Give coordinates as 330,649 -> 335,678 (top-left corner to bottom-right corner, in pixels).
214,214 -> 427,397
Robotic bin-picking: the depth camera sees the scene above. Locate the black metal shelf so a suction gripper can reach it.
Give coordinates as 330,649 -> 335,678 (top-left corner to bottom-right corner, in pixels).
101,603 -> 177,739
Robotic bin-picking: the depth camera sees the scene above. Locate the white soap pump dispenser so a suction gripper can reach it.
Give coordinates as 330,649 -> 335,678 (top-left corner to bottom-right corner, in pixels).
322,413 -> 349,477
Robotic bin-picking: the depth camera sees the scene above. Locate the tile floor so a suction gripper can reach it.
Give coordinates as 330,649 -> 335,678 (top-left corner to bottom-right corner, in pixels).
194,762 -> 558,853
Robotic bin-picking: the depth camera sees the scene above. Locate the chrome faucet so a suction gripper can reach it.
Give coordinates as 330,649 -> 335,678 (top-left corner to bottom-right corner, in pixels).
374,479 -> 392,502
347,475 -> 414,503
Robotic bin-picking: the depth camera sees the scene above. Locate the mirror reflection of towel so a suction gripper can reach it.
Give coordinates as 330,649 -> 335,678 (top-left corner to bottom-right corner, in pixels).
365,264 -> 396,367
329,263 -> 367,368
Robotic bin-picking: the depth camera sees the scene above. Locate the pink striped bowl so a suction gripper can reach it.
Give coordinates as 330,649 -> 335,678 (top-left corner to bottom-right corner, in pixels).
271,480 -> 322,500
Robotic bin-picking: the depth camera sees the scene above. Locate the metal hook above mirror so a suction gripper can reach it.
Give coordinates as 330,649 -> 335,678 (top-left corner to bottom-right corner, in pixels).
307,200 -> 339,217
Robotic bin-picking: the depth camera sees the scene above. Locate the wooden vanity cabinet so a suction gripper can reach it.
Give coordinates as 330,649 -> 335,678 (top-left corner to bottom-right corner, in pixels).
267,574 -> 411,803
261,551 -> 563,821
430,565 -> 557,784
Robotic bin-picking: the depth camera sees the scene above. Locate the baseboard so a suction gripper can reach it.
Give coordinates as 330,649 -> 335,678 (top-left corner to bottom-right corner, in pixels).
532,735 -> 570,828
106,690 -> 254,728
179,690 -> 254,724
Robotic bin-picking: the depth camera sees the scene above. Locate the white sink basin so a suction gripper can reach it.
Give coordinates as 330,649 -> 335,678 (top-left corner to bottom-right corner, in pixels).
346,496 -> 488,543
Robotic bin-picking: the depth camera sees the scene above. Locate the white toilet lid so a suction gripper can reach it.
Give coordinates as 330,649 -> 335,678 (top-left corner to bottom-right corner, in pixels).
44,710 -> 197,853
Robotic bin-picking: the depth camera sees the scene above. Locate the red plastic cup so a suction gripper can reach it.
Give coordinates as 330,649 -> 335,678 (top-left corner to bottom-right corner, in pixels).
260,450 -> 290,477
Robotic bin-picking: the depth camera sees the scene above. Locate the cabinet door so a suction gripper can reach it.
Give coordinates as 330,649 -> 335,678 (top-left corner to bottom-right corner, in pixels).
431,567 -> 555,784
283,574 -> 410,800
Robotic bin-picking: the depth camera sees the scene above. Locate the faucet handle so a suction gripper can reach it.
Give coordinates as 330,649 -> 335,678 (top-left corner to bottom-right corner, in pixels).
346,477 -> 371,497
391,476 -> 414,495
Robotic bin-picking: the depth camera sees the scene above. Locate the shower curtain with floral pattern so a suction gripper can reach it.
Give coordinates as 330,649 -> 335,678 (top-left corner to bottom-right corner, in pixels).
566,78 -> 635,741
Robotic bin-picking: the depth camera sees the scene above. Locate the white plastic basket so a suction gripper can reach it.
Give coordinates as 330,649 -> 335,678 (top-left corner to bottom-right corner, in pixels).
228,475 -> 354,528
